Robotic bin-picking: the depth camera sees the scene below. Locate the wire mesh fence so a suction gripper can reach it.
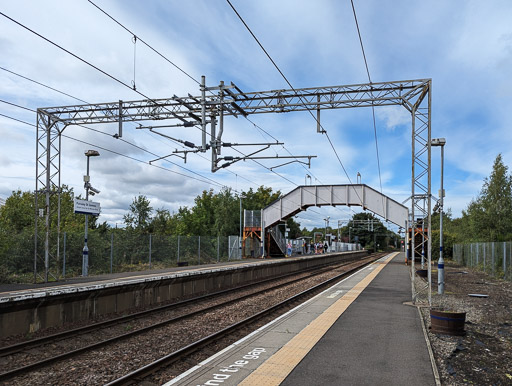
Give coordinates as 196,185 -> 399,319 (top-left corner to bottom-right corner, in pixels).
1,231 -> 242,280
452,241 -> 512,282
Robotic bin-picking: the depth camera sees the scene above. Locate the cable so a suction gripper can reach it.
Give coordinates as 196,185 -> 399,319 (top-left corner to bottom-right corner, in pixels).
0,109 -> 225,188
84,1 -> 313,190
87,0 -> 201,86
0,113 -> 36,127
0,98 -> 36,112
0,66 -> 88,104
0,11 -> 264,190
350,0 -> 385,212
225,1 -> 359,193
226,0 -> 366,218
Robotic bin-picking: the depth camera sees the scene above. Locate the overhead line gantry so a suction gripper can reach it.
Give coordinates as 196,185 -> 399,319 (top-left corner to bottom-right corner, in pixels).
35,77 -> 432,290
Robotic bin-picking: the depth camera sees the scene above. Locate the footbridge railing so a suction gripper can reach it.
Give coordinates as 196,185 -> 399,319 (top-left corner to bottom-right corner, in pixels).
262,184 -> 408,230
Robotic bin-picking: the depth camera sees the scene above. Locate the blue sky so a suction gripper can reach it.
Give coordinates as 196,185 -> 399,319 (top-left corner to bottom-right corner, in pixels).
1,0 -> 511,232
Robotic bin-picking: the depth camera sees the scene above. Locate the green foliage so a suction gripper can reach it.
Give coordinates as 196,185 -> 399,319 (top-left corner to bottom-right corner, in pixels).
123,195 -> 153,231
457,154 -> 512,242
340,212 -> 398,250
286,218 -> 302,239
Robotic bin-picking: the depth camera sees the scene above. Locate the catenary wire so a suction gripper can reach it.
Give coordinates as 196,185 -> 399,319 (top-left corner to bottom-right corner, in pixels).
0,110 -> 227,189
0,64 -> 260,190
0,99 -> 233,189
0,12 -> 265,190
225,1 -> 360,196
1,10 -> 350,222
350,0 -> 385,212
85,1 -> 323,189
225,0 -> 364,218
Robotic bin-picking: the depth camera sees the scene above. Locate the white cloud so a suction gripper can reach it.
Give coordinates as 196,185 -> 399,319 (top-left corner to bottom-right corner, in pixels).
1,0 -> 511,228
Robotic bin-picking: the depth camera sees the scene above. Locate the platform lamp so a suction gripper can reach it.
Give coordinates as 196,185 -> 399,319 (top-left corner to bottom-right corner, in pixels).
431,138 -> 446,294
83,149 -> 100,277
357,172 -> 361,184
323,216 -> 330,242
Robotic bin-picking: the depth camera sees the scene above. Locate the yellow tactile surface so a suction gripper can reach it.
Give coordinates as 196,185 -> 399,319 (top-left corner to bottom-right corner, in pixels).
239,252 -> 398,386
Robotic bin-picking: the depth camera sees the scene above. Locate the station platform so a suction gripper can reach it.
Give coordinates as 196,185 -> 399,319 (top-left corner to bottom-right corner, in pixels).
0,251 -> 367,338
167,252 -> 437,386
0,258 -> 262,301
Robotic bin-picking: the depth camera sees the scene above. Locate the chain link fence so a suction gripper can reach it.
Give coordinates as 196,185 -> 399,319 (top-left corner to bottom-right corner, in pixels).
452,241 -> 512,281
1,231 -> 242,280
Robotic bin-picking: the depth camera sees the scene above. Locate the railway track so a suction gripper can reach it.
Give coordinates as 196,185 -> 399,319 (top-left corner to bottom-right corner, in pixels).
107,253 -> 386,385
0,252 -> 384,384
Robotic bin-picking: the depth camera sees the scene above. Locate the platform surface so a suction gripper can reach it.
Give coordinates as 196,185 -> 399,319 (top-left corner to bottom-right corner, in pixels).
167,252 -> 435,386
0,258 -> 262,302
0,251 -> 356,303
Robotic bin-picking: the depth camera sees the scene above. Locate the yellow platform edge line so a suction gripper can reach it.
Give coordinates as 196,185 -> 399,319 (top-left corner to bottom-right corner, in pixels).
239,252 -> 398,386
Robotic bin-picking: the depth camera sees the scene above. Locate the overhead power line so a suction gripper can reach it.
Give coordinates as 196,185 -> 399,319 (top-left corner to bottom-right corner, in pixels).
85,1 -> 323,189
225,0 -> 356,188
350,0 -> 384,203
225,0 -> 363,219
0,110 -> 226,188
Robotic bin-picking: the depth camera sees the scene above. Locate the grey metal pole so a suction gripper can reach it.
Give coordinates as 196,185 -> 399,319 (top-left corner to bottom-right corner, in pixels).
198,236 -> 201,265
504,242 -> 507,277
110,232 -> 113,274
217,236 -> 220,262
261,209 -> 265,258
177,235 -> 180,263
239,196 -> 242,259
438,143 -> 445,294
83,156 -> 90,277
63,232 -> 66,279
201,75 -> 207,150
149,233 -> 152,269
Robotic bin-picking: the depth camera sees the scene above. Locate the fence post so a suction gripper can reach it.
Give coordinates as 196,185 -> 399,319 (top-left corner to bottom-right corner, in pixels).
177,235 -> 180,263
110,232 -> 113,274
63,232 -> 66,279
217,236 -> 220,262
198,236 -> 201,265
492,242 -> 495,276
504,242 -> 507,278
149,234 -> 152,269
483,243 -> 486,273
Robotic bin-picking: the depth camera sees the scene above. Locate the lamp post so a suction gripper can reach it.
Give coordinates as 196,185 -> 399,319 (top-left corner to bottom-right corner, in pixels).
323,216 -> 330,240
305,174 -> 311,185
83,150 -> 100,277
357,172 -> 361,184
431,138 -> 446,294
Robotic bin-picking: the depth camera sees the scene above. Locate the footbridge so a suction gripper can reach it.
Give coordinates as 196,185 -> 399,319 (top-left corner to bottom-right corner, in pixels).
261,184 -> 408,256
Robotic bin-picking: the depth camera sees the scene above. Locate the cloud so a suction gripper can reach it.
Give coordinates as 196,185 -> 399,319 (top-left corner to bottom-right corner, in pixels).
1,0 -> 512,228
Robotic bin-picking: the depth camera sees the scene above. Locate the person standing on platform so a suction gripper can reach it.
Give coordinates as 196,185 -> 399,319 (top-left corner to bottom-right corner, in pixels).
287,242 -> 292,257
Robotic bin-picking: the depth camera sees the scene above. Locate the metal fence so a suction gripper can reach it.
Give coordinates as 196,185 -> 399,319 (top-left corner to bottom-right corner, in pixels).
452,242 -> 512,281
10,231 -> 242,279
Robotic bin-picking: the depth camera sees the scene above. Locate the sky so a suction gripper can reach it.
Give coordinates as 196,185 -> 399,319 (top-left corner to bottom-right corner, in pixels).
1,0 -> 512,233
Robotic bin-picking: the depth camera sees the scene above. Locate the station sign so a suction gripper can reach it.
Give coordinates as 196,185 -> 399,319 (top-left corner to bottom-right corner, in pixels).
74,198 -> 101,216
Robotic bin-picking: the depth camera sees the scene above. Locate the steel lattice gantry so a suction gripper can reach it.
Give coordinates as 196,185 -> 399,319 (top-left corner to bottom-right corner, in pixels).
35,78 -> 432,294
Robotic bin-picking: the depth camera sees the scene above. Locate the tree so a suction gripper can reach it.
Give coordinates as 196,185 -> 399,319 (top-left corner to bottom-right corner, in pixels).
286,218 -> 302,239
342,212 -> 396,250
150,208 -> 172,234
124,195 -> 153,231
242,186 -> 281,210
460,154 -> 512,242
